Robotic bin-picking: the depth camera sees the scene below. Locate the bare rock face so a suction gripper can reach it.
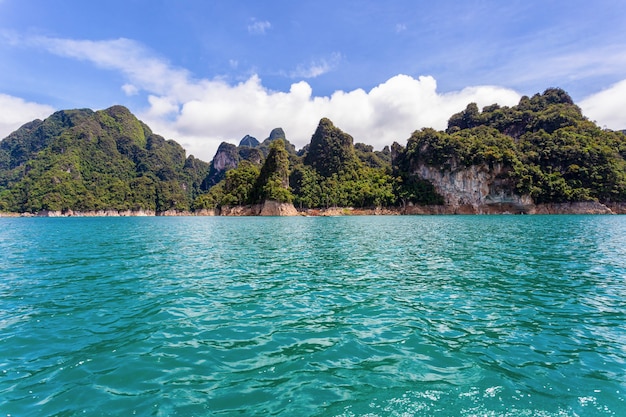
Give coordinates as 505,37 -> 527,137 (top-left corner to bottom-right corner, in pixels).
606,202 -> 626,214
217,201 -> 298,216
529,201 -> 613,214
412,160 -> 620,214
193,209 -> 218,216
259,200 -> 298,216
219,205 -> 260,216
415,162 -> 532,213
204,142 -> 240,187
266,128 -> 286,142
239,135 -> 259,148
212,143 -> 239,172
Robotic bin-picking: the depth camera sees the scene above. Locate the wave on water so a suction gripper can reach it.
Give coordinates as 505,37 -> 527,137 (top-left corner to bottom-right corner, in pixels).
0,216 -> 624,416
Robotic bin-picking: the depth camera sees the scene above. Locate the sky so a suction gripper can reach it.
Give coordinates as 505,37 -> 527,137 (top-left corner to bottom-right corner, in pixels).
1,0 -> 625,161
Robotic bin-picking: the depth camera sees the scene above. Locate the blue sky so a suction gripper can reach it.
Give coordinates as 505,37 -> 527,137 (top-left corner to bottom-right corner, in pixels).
1,0 -> 625,160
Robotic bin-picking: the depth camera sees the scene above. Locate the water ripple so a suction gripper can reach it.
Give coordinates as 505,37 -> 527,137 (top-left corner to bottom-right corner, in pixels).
0,216 -> 625,416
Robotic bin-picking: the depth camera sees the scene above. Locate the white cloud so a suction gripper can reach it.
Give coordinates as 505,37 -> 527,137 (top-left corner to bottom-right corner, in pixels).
32,37 -> 192,100
579,79 -> 626,130
0,94 -> 55,140
492,43 -> 626,89
141,74 -> 521,161
289,53 -> 342,79
122,83 -> 139,96
146,95 -> 179,117
29,35 -> 523,161
247,19 -> 271,35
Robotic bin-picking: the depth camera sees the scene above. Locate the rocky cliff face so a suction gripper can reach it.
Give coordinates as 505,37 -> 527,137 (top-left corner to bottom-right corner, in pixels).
203,142 -> 240,188
412,161 -> 624,214
0,105 -> 209,213
217,200 -> 298,216
204,129 -> 294,188
304,118 -> 360,178
528,202 -> 613,214
415,162 -> 532,213
212,143 -> 239,172
259,200 -> 298,216
239,135 -> 259,148
266,128 -> 286,142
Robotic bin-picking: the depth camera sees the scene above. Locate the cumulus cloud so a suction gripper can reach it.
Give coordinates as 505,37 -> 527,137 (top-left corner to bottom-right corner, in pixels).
141,74 -> 521,161
579,79 -> 626,130
0,94 -> 55,140
247,19 -> 271,35
30,35 -> 522,161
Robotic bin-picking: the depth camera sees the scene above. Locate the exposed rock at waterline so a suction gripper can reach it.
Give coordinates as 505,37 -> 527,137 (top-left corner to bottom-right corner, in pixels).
259,200 -> 298,216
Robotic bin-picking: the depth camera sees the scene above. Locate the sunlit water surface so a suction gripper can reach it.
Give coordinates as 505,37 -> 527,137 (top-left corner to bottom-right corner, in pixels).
1,215 -> 625,416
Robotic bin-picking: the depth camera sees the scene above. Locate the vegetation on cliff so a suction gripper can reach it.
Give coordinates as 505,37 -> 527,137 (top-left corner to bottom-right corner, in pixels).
196,118 -> 396,210
2,88 -> 625,214
393,88 -> 626,205
194,139 -> 294,209
255,139 -> 293,202
0,106 -> 209,213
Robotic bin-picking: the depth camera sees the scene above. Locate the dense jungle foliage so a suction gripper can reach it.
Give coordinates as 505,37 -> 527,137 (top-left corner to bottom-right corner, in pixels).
194,119 -> 397,210
0,106 -> 209,212
1,88 -> 625,213
393,88 -> 626,203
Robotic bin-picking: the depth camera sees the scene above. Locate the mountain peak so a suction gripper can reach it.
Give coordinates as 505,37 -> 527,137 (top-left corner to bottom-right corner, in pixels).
239,135 -> 260,147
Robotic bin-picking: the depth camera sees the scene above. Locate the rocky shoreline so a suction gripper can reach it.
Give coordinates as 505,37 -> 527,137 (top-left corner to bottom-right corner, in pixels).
2,200 -> 626,217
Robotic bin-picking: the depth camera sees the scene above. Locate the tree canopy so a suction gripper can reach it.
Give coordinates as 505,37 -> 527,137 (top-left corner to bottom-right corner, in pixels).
0,106 -> 209,212
2,88 -> 626,214
394,88 -> 626,204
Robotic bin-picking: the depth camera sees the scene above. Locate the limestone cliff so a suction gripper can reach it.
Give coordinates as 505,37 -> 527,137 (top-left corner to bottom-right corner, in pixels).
218,200 -> 298,216
204,142 -> 240,187
259,200 -> 298,216
528,202 -> 613,214
203,129 -> 295,188
0,105 -> 209,214
239,135 -> 260,148
414,161 -> 532,213
410,160 -> 623,214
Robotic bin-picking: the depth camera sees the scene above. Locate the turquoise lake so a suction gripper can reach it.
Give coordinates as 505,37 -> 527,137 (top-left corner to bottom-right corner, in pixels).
1,215 -> 625,416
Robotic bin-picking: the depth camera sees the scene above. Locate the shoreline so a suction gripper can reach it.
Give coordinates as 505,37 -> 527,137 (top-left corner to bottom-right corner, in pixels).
2,201 -> 626,217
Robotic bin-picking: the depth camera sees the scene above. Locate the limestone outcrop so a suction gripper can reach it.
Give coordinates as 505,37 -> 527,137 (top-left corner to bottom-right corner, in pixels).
528,202 -> 613,214
414,162 -> 532,213
259,200 -> 299,216
217,200 -> 298,216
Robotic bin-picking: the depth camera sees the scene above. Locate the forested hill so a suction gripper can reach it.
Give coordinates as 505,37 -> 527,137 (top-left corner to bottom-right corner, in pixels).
1,88 -> 626,215
195,88 -> 626,212
0,106 -> 209,213
392,88 -> 626,206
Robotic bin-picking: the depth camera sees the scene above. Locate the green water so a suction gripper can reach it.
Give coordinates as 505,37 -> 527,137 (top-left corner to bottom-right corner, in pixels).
1,215 -> 625,416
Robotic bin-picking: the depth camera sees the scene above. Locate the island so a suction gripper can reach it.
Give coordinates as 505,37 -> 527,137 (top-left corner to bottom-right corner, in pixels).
1,88 -> 626,217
